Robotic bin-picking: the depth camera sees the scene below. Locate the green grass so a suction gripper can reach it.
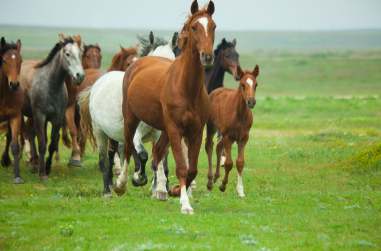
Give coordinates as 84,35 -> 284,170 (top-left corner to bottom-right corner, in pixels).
0,27 -> 381,250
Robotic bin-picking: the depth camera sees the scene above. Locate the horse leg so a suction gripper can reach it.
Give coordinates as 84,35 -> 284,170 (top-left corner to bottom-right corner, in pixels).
214,136 -> 224,183
132,123 -> 149,186
114,143 -> 125,176
114,110 -> 139,196
219,137 -> 233,192
186,131 -> 203,198
66,104 -> 81,167
236,137 -> 248,198
152,132 -> 169,200
24,117 -> 38,172
94,128 -> 112,196
46,122 -> 61,175
1,123 -> 11,167
165,124 -> 193,214
205,123 -> 216,191
9,115 -> 23,184
34,113 -> 47,179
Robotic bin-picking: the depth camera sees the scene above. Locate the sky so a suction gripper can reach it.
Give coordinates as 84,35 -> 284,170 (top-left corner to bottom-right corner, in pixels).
1,0 -> 381,31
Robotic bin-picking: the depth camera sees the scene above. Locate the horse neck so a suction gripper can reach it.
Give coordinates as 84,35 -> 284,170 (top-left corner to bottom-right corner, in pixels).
44,52 -> 67,93
0,70 -> 9,101
234,88 -> 250,121
205,52 -> 225,93
175,38 -> 204,99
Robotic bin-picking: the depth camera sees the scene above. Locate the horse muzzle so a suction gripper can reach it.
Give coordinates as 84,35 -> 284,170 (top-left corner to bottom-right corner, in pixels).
247,98 -> 256,109
9,81 -> 20,91
200,52 -> 214,67
73,73 -> 85,85
229,64 -> 240,80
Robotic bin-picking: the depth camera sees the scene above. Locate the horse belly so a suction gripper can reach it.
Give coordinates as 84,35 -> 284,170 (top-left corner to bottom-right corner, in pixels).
90,71 -> 125,142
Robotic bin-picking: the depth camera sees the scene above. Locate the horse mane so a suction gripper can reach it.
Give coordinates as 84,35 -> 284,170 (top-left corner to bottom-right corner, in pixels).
214,39 -> 235,56
138,35 -> 167,57
84,44 -> 101,54
35,37 -> 74,68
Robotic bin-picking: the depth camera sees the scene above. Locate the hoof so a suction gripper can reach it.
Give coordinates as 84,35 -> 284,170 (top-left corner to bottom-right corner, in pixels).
190,180 -> 197,190
181,206 -> 194,215
132,173 -> 148,187
213,175 -> 220,183
153,190 -> 168,201
237,193 -> 246,198
168,185 -> 181,197
13,177 -> 24,184
207,181 -> 213,191
114,168 -> 121,176
103,192 -> 112,198
219,184 -> 226,192
68,159 -> 82,167
40,175 -> 49,181
113,184 -> 126,196
1,155 -> 11,167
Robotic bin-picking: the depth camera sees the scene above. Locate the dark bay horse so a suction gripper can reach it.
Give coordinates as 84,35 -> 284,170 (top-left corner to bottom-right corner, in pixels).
0,37 -> 23,183
117,0 -> 216,214
205,65 -> 259,197
205,38 -> 240,93
20,35 -> 84,179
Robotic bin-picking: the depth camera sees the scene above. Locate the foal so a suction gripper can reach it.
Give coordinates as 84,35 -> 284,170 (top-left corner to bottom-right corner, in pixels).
205,65 -> 259,197
0,37 -> 23,183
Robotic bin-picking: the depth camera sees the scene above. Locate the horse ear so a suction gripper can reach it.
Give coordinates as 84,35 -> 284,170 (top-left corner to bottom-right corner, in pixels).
207,1 -> 215,16
95,43 -> 101,51
1,37 -> 6,49
16,39 -> 21,53
232,38 -> 237,47
221,38 -> 227,45
172,32 -> 179,48
58,33 -> 66,42
149,31 -> 154,45
253,64 -> 259,78
191,0 -> 199,14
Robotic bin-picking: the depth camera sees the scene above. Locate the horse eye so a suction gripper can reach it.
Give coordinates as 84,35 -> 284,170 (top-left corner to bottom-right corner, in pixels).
65,52 -> 70,57
192,26 -> 197,32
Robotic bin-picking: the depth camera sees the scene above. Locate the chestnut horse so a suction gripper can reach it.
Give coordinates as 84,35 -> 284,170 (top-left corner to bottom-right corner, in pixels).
0,37 -> 23,183
205,65 -> 259,197
116,0 -> 216,214
61,42 -> 103,167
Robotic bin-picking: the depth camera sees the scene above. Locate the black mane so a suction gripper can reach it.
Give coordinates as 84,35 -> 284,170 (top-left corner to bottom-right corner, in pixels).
35,37 -> 74,68
138,34 -> 168,57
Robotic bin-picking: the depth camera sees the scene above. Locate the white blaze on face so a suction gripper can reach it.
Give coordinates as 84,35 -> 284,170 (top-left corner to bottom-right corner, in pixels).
246,78 -> 254,88
11,54 -> 16,60
197,17 -> 209,37
132,56 -> 138,62
65,43 -> 84,78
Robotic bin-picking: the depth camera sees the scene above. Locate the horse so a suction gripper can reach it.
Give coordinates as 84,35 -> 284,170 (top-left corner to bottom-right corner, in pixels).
20,34 -> 84,179
205,65 -> 259,197
205,38 -> 240,93
0,37 -> 24,183
60,42 -> 103,167
116,0 -> 216,214
79,31 -> 178,198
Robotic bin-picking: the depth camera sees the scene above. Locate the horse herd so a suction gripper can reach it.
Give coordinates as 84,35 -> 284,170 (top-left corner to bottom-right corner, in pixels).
0,0 -> 260,214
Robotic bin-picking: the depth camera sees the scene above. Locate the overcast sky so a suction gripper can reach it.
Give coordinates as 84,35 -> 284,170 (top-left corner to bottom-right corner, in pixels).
1,0 -> 381,31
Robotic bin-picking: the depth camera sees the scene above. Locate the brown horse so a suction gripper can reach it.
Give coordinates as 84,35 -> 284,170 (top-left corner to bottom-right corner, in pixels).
0,37 -> 23,183
205,65 -> 259,197
116,0 -> 215,214
62,42 -> 103,166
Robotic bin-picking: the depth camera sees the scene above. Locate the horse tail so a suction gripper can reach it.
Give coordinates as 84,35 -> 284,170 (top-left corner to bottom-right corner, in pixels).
78,87 -> 97,149
61,124 -> 72,148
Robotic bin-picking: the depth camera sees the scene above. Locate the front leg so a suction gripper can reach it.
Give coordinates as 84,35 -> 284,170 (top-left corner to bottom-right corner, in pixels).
1,124 -> 11,167
46,122 -> 61,175
33,113 -> 47,179
236,136 -> 249,198
10,115 -> 23,184
65,104 -> 81,167
219,136 -> 233,192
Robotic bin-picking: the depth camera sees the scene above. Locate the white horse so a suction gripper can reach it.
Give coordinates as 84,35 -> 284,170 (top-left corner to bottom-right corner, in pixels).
79,33 -> 177,198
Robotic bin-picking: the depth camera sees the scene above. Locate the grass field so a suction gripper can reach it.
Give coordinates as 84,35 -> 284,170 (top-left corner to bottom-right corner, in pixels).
0,26 -> 381,250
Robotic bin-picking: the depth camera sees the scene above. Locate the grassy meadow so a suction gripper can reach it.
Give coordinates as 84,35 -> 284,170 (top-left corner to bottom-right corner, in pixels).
0,26 -> 381,250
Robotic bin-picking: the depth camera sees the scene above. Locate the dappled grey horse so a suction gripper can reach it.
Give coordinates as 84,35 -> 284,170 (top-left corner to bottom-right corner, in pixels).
21,34 -> 84,178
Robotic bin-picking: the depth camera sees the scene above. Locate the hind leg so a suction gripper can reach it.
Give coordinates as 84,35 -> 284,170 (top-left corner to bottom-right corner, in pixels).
45,122 -> 61,175
114,109 -> 139,196
94,128 -> 113,196
66,104 -> 81,167
205,122 -> 216,190
132,122 -> 150,186
214,137 -> 224,183
33,113 -> 48,179
152,132 -> 169,200
1,124 -> 11,167
219,137 -> 233,192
